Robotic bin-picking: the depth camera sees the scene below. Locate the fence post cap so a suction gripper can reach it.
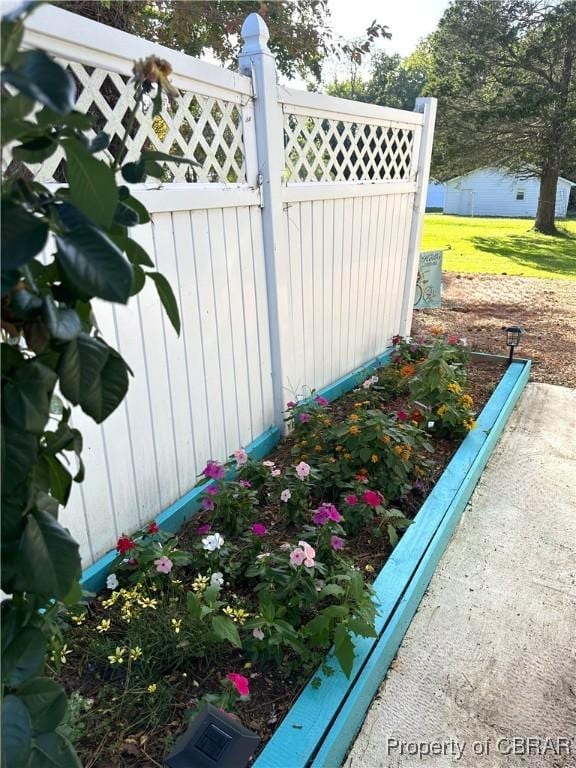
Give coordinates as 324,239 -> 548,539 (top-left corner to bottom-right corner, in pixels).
241,12 -> 271,55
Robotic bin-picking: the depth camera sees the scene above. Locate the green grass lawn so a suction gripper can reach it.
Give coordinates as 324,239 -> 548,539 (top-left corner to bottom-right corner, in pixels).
421,214 -> 576,280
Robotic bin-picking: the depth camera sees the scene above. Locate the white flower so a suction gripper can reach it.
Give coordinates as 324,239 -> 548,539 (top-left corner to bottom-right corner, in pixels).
280,489 -> 291,502
106,573 -> 119,590
252,628 -> 265,640
210,571 -> 224,587
295,461 -> 310,480
362,375 -> 379,390
202,533 -> 224,551
428,421 -> 435,429
256,552 -> 271,560
234,448 -> 248,467
460,337 -> 468,347
271,469 -> 281,477
262,460 -> 275,468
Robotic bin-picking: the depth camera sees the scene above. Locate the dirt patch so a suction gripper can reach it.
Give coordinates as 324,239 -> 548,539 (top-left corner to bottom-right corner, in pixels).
412,273 -> 576,387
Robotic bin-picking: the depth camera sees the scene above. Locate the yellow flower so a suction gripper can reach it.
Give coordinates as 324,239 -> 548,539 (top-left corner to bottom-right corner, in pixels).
447,382 -> 461,394
52,644 -> 72,664
335,445 -> 343,452
460,394 -> 473,408
301,440 -> 308,447
314,445 -> 322,452
71,614 -> 85,626
348,414 -> 360,422
108,647 -> 126,665
437,405 -> 448,417
147,684 -> 157,694
349,426 -> 360,435
192,575 -> 210,593
465,419 -> 477,431
138,597 -> 158,610
353,402 -> 363,408
129,646 -> 143,661
364,564 -> 374,573
393,445 -> 403,456
171,618 -> 182,634
343,452 -> 352,460
96,619 -> 111,633
370,454 -> 379,463
382,435 -> 391,444
171,579 -> 183,585
329,457 -> 337,463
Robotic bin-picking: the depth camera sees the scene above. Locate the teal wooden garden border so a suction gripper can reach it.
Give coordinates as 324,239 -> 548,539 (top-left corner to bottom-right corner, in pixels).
80,350 -> 530,768
254,357 -> 530,768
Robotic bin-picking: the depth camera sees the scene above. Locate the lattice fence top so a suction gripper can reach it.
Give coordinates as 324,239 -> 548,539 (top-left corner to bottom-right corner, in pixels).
3,59 -> 247,185
283,111 -> 416,183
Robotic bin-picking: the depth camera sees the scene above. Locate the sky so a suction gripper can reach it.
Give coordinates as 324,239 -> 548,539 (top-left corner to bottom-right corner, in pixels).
288,0 -> 451,88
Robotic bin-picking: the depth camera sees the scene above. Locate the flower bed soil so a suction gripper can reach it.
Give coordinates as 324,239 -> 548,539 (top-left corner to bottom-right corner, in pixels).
58,357 -> 504,768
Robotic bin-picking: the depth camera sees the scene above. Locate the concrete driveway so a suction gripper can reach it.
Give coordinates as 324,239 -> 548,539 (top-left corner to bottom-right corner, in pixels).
345,383 -> 576,768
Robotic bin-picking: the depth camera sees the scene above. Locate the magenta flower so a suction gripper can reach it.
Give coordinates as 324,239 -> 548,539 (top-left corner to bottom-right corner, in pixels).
312,507 -> 330,525
397,411 -> 409,422
313,503 -> 341,525
345,494 -> 358,506
286,400 -> 297,409
202,497 -> 215,511
239,479 -> 252,488
252,523 -> 267,537
197,523 -> 212,536
448,335 -> 459,344
315,396 -> 329,407
392,334 -> 402,346
330,535 -> 344,551
203,460 -> 225,480
234,448 -> 248,467
226,672 -> 250,697
363,490 -> 383,508
299,413 -> 311,424
154,556 -> 173,574
206,485 -> 218,495
271,468 -> 281,477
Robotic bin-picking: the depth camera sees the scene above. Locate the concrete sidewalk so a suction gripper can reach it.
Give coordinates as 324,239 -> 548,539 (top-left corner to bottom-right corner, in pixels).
345,383 -> 576,768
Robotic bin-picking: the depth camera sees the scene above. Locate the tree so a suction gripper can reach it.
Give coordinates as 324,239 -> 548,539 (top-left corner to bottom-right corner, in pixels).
58,0 -> 388,83
327,49 -> 428,110
425,0 -> 576,234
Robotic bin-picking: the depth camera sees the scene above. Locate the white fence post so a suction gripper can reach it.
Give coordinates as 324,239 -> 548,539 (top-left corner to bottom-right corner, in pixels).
239,14 -> 289,432
399,96 -> 437,336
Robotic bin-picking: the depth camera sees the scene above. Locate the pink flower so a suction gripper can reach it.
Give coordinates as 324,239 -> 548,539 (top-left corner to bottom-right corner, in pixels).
312,507 -> 329,525
295,461 -> 311,480
202,497 -> 215,511
252,523 -> 267,537
271,469 -> 281,477
286,400 -> 297,409
363,490 -> 383,508
226,672 -> 250,698
203,460 -> 225,480
298,540 -> 316,567
315,396 -> 329,407
345,494 -> 358,506
147,522 -> 159,534
252,627 -> 265,640
299,413 -> 311,424
154,556 -> 173,574
312,503 -> 341,525
197,523 -> 212,536
397,411 -> 409,422
355,473 -> 369,484
290,548 -> 305,566
331,535 -> 344,551
392,334 -> 402,346
234,448 -> 248,467
448,335 -> 459,344
206,485 -> 218,495
239,479 -> 252,488
280,489 -> 291,502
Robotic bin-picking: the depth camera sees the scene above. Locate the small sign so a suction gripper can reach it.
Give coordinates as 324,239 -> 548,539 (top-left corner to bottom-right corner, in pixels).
414,250 -> 442,309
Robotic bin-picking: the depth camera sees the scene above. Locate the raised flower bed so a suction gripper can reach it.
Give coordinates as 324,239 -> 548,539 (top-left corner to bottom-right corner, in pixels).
55,337 -> 529,766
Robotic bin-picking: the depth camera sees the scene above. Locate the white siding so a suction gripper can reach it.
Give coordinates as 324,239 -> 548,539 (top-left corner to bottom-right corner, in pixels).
444,168 -> 573,218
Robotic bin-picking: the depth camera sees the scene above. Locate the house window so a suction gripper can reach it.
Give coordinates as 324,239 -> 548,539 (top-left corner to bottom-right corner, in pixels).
516,189 -> 525,200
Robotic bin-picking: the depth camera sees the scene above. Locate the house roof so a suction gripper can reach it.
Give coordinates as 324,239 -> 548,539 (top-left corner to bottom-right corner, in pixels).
446,167 -> 576,186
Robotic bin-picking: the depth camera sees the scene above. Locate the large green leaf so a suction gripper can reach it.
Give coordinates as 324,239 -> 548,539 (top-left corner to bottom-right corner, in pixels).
1,92 -> 34,121
58,334 -> 109,405
1,200 -> 49,271
20,510 -> 81,599
125,238 -> 154,268
11,289 -> 44,320
55,203 -> 133,304
1,626 -> 47,688
37,454 -> 72,506
1,695 -> 32,768
62,139 -> 118,228
1,426 -> 38,494
29,732 -> 82,768
122,195 -> 150,224
2,51 -> 75,114
79,347 -> 130,423
3,360 -> 57,435
333,624 -> 356,678
148,271 -> 181,335
17,678 -> 68,734
211,615 -> 242,648
42,296 -> 82,341
12,136 -> 57,163
1,20 -> 23,66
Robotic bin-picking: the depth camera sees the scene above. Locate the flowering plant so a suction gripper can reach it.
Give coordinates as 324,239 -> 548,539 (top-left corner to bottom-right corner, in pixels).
110,524 -> 193,584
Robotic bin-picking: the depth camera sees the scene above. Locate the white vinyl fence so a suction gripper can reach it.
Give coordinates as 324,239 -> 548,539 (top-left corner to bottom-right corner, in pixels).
14,6 -> 436,566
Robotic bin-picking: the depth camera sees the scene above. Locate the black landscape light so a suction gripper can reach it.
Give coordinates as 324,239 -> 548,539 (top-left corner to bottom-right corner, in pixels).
165,703 -> 259,768
505,326 -> 522,364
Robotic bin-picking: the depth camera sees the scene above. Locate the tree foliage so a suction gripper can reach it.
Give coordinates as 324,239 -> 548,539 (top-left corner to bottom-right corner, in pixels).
424,0 -> 576,233
57,0 -> 388,82
0,4 -> 191,764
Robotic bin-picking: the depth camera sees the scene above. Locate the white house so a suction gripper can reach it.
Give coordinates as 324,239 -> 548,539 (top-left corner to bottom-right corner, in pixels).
426,179 -> 445,210
444,167 -> 575,218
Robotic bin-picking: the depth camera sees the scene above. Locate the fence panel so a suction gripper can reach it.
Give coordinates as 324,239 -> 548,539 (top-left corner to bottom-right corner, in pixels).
12,6 -> 435,565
